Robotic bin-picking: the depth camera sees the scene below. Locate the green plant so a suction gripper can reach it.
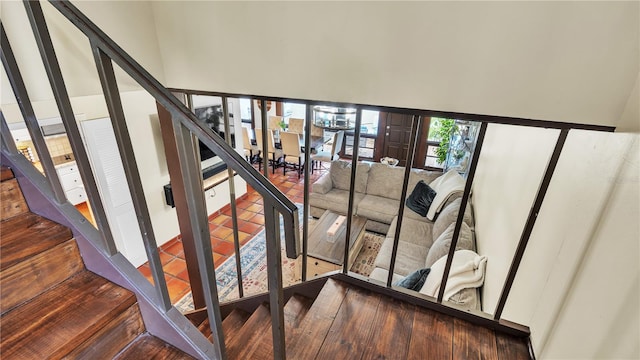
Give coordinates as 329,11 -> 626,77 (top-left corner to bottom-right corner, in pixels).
432,118 -> 458,165
278,120 -> 287,131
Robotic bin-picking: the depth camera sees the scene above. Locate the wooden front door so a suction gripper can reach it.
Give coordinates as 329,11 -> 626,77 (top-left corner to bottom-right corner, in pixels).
380,112 -> 414,167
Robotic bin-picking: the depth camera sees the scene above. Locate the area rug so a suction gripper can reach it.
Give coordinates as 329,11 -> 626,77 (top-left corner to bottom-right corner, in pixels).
174,214 -> 384,313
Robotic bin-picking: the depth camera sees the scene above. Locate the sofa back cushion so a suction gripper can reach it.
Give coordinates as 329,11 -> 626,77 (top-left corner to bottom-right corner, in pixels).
407,169 -> 442,194
424,222 -> 475,268
366,163 -> 406,199
432,198 -> 473,241
330,160 -> 370,193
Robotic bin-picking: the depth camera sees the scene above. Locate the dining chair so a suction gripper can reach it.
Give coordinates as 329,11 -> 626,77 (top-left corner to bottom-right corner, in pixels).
287,118 -> 304,134
310,130 -> 344,174
268,115 -> 283,131
310,123 -> 324,137
280,131 -> 305,178
255,129 -> 282,173
242,127 -> 259,163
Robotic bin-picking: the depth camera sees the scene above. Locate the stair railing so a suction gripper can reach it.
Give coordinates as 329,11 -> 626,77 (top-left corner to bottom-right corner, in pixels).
1,1 -> 300,358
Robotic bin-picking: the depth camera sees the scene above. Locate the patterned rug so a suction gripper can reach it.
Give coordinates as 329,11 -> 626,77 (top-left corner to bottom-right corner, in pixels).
174,215 -> 384,313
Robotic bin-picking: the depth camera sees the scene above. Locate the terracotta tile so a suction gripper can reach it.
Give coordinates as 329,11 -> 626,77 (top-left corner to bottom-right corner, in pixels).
167,277 -> 191,303
238,210 -> 255,221
137,264 -> 153,282
250,213 -> 265,225
213,241 -> 236,256
245,203 -> 263,214
238,231 -> 253,245
236,199 -> 252,209
212,253 -> 225,266
239,221 -> 261,235
212,226 -> 233,239
164,258 -> 187,277
176,269 -> 191,282
163,240 -> 184,257
159,250 -> 174,265
210,214 -> 231,225
160,237 -> 179,252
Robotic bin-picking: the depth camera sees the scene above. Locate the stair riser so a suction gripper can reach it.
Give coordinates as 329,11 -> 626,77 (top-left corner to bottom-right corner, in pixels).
1,178 -> 29,220
1,239 -> 84,315
65,304 -> 145,359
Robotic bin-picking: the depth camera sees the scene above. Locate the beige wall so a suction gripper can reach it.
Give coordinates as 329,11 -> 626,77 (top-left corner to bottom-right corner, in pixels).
472,126 -> 639,358
150,1 -> 638,129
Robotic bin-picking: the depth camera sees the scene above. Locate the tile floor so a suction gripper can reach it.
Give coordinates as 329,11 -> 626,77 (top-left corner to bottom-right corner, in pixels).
137,163 -> 327,303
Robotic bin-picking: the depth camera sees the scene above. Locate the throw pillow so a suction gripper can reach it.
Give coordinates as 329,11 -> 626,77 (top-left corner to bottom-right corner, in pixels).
393,268 -> 431,291
405,180 -> 437,217
425,222 -> 474,269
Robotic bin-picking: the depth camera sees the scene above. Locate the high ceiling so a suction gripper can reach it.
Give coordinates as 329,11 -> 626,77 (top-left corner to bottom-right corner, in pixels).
2,1 -> 638,130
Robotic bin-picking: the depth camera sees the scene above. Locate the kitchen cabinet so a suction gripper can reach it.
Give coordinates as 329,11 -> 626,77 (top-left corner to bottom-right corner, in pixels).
56,161 -> 87,205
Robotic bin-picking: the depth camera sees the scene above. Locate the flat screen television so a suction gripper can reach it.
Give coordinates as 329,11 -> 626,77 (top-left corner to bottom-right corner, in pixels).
194,105 -> 235,178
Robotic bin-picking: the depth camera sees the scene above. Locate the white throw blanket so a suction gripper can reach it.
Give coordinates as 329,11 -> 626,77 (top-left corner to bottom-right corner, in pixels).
420,250 -> 487,301
426,169 -> 465,220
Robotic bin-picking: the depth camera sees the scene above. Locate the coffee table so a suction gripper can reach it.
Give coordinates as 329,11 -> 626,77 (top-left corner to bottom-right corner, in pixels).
302,210 -> 367,278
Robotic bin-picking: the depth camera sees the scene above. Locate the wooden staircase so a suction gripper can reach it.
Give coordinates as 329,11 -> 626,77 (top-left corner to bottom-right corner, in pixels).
0,166 -> 193,359
193,278 -> 533,359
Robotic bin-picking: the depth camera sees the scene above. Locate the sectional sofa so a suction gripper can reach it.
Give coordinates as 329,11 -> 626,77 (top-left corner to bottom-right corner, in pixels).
310,160 -> 482,309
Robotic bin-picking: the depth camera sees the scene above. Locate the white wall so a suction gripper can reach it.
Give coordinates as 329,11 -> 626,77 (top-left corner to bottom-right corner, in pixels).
540,135 -> 639,359
151,1 -> 638,129
1,91 -> 181,248
472,124 -> 559,315
473,126 -> 640,359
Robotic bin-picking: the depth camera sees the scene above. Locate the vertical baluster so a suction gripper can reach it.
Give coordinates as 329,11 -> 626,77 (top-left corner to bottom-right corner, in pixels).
259,100 -> 269,178
342,108 -> 363,274
0,22 -> 66,204
301,104 -> 313,281
91,43 -> 172,309
172,118 -> 226,359
436,122 -> 488,303
386,116 -> 421,287
222,96 -> 243,298
22,2 -> 118,254
263,203 -> 286,359
493,128 -> 569,320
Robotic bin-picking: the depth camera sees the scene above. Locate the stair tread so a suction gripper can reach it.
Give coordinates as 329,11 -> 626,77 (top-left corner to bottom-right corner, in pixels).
1,238 -> 84,314
221,308 -> 251,344
1,178 -> 29,220
0,270 -> 136,359
226,303 -> 272,359
116,333 -> 195,359
251,293 -> 315,359
1,166 -> 14,182
287,278 -> 350,359
0,212 -> 73,270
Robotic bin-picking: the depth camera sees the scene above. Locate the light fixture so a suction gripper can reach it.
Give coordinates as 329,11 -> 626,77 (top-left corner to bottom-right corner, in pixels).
312,106 -> 357,130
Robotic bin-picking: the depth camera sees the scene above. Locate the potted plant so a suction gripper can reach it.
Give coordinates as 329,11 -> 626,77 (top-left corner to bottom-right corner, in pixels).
432,118 -> 458,165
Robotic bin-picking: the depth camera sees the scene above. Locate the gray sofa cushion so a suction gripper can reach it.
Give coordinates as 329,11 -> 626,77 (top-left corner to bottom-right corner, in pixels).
357,195 -> 400,225
309,189 -> 365,216
330,160 -> 370,193
374,238 -> 429,276
432,198 -> 473,241
386,216 -> 434,247
424,222 -> 475,268
369,267 -> 404,284
366,163 -> 406,200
